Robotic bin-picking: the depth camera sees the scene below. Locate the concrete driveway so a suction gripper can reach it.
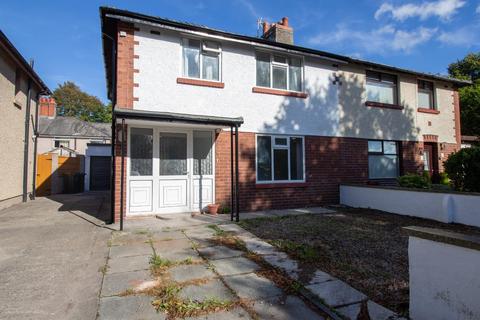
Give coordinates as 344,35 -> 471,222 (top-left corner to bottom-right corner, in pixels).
0,192 -> 112,320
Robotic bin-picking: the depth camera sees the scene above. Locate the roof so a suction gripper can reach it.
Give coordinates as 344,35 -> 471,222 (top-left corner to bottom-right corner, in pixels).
38,116 -> 111,138
0,30 -> 50,94
100,7 -> 471,100
114,108 -> 244,126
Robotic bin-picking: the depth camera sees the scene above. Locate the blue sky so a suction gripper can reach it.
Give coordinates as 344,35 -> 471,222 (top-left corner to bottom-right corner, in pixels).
1,0 -> 478,103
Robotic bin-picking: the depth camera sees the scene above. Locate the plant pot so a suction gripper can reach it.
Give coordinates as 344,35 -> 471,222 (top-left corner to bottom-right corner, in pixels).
207,204 -> 220,215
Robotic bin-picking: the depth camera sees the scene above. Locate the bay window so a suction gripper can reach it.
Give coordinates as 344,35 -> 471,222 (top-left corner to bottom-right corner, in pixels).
366,71 -> 398,105
256,135 -> 305,183
256,52 -> 304,92
418,80 -> 435,109
182,39 -> 221,81
368,140 -> 399,179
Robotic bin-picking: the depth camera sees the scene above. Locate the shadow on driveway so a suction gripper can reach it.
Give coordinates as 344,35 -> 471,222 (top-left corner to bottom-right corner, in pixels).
0,193 -> 112,320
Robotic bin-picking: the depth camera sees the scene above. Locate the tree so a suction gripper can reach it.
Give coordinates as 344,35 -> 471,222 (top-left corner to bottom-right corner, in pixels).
52,81 -> 111,123
448,53 -> 480,136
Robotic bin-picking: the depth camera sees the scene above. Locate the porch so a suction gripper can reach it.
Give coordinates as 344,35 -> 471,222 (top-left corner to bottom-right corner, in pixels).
113,109 -> 244,229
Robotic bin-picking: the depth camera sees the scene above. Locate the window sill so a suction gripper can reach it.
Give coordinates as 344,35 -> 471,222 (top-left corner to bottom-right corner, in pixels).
252,87 -> 308,98
365,101 -> 403,110
177,77 -> 225,88
256,182 -> 308,189
417,108 -> 440,114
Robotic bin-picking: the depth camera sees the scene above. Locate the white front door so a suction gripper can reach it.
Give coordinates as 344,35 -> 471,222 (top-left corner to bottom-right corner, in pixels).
157,132 -> 190,213
128,127 -> 215,215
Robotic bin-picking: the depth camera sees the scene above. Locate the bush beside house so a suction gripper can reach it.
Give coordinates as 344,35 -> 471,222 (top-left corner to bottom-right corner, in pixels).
444,147 -> 480,192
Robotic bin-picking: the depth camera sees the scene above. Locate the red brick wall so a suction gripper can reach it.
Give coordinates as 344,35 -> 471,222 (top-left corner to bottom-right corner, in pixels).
214,131 -> 427,211
453,89 -> 462,148
113,21 -> 135,222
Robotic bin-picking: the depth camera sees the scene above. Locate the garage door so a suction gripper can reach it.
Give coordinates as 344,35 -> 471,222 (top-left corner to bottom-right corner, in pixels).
90,156 -> 111,191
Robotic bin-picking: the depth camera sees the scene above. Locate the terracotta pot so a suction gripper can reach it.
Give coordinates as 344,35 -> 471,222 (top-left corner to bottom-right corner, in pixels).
207,204 -> 220,215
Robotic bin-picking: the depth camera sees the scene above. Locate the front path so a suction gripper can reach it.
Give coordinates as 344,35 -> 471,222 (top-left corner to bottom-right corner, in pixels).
99,215 -> 328,319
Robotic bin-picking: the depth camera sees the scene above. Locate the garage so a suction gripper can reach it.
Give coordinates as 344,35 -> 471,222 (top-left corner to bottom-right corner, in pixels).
89,156 -> 111,190
85,143 -> 111,191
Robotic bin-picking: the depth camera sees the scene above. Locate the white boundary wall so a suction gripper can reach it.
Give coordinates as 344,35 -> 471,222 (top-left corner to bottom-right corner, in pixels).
340,185 -> 480,228
409,235 -> 480,320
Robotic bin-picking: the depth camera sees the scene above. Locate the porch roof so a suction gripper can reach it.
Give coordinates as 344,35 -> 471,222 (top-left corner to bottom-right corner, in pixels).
114,108 -> 244,127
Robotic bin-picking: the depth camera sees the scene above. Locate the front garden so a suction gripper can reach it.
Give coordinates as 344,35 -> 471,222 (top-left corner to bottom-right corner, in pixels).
238,208 -> 480,316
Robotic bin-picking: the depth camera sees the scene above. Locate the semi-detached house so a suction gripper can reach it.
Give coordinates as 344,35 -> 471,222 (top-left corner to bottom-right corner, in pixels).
100,7 -> 470,222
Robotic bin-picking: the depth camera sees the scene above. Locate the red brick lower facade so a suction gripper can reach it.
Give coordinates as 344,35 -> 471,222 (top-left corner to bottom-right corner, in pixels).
112,127 -> 460,221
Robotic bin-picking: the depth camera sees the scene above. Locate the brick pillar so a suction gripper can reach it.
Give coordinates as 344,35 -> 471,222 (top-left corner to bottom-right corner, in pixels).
114,124 -> 127,222
453,89 -> 462,149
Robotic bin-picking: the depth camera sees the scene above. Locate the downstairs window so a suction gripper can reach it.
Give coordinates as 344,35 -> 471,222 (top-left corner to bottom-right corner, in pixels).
368,140 -> 399,179
256,135 -> 304,183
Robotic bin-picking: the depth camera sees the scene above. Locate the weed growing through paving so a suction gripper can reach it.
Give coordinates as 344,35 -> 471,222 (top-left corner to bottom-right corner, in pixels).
207,224 -> 227,237
269,239 -> 319,262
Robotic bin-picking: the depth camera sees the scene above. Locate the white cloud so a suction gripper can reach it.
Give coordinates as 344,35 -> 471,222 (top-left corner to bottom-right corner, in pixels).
477,4 -> 480,14
438,26 -> 479,45
308,24 -> 436,53
375,0 -> 465,21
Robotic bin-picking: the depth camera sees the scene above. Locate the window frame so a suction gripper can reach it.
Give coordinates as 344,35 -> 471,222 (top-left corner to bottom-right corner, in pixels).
417,79 -> 436,110
367,139 -> 400,179
53,138 -> 70,149
255,134 -> 306,184
181,38 -> 222,82
255,51 -> 305,93
365,70 -> 399,105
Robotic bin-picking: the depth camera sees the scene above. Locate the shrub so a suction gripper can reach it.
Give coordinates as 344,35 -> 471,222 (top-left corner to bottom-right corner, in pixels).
439,172 -> 450,186
397,173 -> 430,189
444,147 -> 480,192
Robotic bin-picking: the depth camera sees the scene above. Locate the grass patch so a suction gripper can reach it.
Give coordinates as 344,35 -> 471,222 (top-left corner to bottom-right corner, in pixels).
134,229 -> 150,235
207,224 -> 227,237
269,239 -> 319,262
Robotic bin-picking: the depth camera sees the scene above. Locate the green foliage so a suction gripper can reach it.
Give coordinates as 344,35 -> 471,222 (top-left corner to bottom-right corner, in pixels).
270,239 -> 319,262
53,81 -> 111,123
397,173 -> 430,189
444,147 -> 480,192
439,172 -> 450,186
448,53 -> 480,136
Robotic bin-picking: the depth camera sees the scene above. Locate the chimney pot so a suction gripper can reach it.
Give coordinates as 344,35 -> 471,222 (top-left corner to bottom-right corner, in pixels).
262,21 -> 270,35
281,17 -> 289,27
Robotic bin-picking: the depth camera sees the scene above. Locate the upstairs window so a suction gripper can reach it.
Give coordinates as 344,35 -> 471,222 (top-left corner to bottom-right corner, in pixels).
182,39 -> 221,81
368,140 -> 399,179
418,80 -> 435,109
256,52 -> 303,92
366,71 -> 398,105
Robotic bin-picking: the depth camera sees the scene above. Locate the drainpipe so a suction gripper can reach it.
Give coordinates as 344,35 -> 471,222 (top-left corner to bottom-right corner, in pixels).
22,69 -> 33,202
31,93 -> 40,199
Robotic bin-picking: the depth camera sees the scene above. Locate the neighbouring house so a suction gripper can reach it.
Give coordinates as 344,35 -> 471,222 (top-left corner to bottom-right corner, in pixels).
36,97 -> 112,193
100,7 -> 470,222
0,30 -> 50,210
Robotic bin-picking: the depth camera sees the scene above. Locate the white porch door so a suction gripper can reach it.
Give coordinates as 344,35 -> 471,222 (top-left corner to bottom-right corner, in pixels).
157,132 -> 190,213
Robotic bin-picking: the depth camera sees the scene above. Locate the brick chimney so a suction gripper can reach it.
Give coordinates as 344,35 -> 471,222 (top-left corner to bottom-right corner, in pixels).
261,17 -> 293,45
39,96 -> 56,118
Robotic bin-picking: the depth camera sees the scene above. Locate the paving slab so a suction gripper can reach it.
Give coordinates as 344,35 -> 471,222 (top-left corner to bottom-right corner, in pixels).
109,242 -> 153,259
336,300 -> 398,320
211,256 -> 260,276
152,238 -> 194,253
190,237 -> 216,248
159,247 -> 199,262
223,273 -> 282,300
306,279 -> 366,308
101,269 -> 152,297
107,255 -> 150,274
217,224 -> 250,235
238,236 -> 278,255
150,230 -> 186,241
110,232 -> 150,246
170,264 -> 216,282
198,246 -> 243,260
252,296 -> 325,320
180,278 -> 236,301
184,307 -> 252,319
184,227 -> 217,239
261,253 -> 299,279
307,270 -> 337,285
98,295 -> 162,320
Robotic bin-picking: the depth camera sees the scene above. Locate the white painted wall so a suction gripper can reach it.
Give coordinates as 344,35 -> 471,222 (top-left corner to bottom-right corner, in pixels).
132,24 -> 458,143
84,144 -> 111,191
340,185 -> 480,227
409,236 -> 480,320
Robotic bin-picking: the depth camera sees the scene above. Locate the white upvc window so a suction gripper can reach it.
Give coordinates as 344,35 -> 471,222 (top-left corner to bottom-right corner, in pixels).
53,139 -> 70,149
182,38 -> 222,81
256,52 -> 304,92
256,134 -> 305,183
